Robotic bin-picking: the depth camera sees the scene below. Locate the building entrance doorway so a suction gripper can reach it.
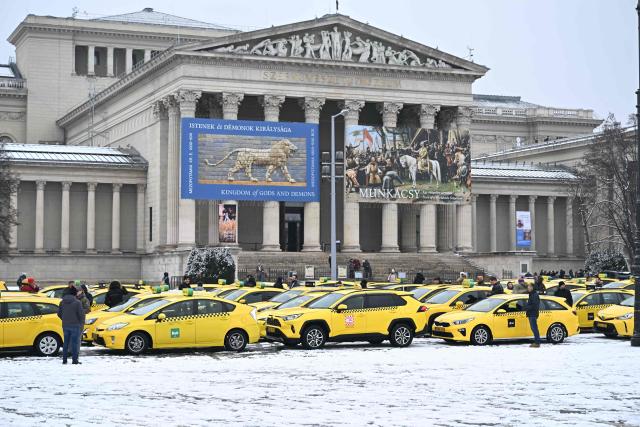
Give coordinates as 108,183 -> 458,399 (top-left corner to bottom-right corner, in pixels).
281,206 -> 304,252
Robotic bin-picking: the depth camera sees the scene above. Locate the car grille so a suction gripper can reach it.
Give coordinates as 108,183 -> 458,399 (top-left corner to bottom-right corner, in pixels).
431,330 -> 454,338
94,336 -> 106,346
434,321 -> 451,327
266,317 -> 281,327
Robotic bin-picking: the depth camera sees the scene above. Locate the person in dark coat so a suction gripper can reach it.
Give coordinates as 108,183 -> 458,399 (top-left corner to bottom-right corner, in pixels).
178,275 -> 191,290
533,276 -> 546,295
489,277 -> 504,296
162,272 -> 170,287
81,284 -> 93,306
362,260 -> 372,279
289,274 -> 299,288
413,272 -> 425,284
57,286 -> 85,364
360,279 -> 368,289
105,281 -> 127,308
525,283 -> 541,348
273,276 -> 284,289
554,281 -> 573,306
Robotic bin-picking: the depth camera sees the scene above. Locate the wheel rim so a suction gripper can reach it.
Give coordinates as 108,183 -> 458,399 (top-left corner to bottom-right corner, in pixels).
128,335 -> 144,353
474,328 -> 488,344
39,336 -> 57,355
394,326 -> 411,345
550,326 -> 564,342
306,329 -> 324,348
228,332 -> 245,350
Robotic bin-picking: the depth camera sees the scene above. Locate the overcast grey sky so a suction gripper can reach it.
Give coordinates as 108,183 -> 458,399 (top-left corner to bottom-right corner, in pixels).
1,0 -> 636,123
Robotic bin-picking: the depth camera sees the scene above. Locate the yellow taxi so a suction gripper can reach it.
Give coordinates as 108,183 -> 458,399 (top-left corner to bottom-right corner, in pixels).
38,285 -> 70,299
221,286 -> 286,306
420,286 -> 492,333
375,283 -> 424,292
594,295 -> 635,338
544,282 -> 587,296
573,289 -> 634,329
257,290 -> 330,338
264,289 -> 428,349
90,288 -> 143,311
431,294 -> 579,345
0,294 -> 63,356
600,282 -> 636,291
409,285 -> 449,304
93,292 -> 260,354
251,288 -> 318,312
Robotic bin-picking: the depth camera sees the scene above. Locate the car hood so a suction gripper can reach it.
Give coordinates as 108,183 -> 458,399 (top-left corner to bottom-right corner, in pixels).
270,307 -> 314,318
97,313 -> 137,328
597,305 -> 633,320
86,310 -> 117,321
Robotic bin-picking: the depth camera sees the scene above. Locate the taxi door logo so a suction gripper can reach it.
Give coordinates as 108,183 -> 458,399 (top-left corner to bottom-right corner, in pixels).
345,315 -> 355,328
171,328 -> 180,338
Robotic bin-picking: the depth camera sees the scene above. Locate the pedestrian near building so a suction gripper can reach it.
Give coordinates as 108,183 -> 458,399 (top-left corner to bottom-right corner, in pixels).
413,272 -> 425,284
162,272 -> 170,287
289,274 -> 299,288
273,276 -> 285,289
554,281 -> 573,306
105,281 -> 128,308
387,269 -> 398,282
19,277 -> 40,293
178,275 -> 191,290
363,259 -> 372,279
256,265 -> 266,282
525,283 -> 541,348
514,277 -> 528,294
506,281 -> 515,292
489,277 -> 504,295
534,276 -> 546,294
57,286 -> 85,364
81,284 -> 93,306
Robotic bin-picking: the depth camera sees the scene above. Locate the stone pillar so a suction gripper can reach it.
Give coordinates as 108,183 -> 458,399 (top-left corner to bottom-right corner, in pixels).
87,45 -> 95,76
456,106 -> 474,129
125,48 -> 133,73
86,182 -> 97,253
301,97 -> 325,252
528,196 -> 537,252
207,201 -> 219,245
221,92 -> 244,120
106,47 -> 114,77
177,90 -> 202,250
378,102 -> 403,128
381,203 -> 399,252
136,184 -> 145,253
61,182 -> 71,254
489,194 -> 498,252
419,104 -> 440,129
9,186 -> 18,252
163,95 -> 180,247
566,197 -> 574,256
262,201 -> 281,251
341,100 -> 365,252
111,183 -> 122,253
471,194 -> 478,252
456,203 -> 473,252
261,95 -> 285,122
509,195 -> 517,251
144,49 -> 151,63
400,206 -> 417,252
419,204 -> 437,253
34,180 -> 45,253
547,196 -> 556,255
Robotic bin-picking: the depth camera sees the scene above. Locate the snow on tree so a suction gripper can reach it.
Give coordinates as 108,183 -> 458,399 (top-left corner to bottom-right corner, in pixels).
584,249 -> 627,274
185,247 -> 235,282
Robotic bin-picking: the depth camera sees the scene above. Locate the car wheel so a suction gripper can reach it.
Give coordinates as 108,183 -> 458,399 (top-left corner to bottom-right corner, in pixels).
546,323 -> 566,344
301,325 -> 326,349
34,333 -> 61,356
390,323 -> 414,347
368,338 -> 385,345
125,332 -> 149,355
470,325 -> 492,346
224,329 -> 248,352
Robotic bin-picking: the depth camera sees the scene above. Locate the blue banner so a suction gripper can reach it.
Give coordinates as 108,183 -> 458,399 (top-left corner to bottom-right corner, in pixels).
181,118 -> 319,201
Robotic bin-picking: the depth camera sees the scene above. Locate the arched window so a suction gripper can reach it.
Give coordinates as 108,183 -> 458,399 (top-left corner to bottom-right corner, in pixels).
0,135 -> 14,144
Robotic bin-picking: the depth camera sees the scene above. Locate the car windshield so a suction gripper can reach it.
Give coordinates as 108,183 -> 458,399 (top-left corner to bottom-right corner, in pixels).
222,289 -> 247,300
307,293 -> 344,309
621,296 -> 635,307
571,291 -> 586,301
107,297 -> 141,312
270,290 -> 303,303
277,294 -> 317,309
466,298 -> 505,312
424,289 -> 459,304
129,299 -> 171,316
602,282 -> 626,289
411,288 -> 434,300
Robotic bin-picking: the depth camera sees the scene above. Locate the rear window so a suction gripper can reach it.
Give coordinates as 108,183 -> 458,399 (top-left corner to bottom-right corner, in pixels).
34,303 -> 58,315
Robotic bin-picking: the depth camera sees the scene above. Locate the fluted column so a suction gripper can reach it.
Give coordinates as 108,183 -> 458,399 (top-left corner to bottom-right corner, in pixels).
547,196 -> 556,255
136,184 -> 145,253
341,99 -> 365,252
489,194 -> 498,252
456,106 -> 473,129
207,201 -> 219,245
177,89 -> 202,250
509,195 -> 517,251
378,102 -> 403,128
261,95 -> 285,122
528,196 -> 537,251
301,97 -> 325,252
381,203 -> 399,252
87,45 -> 95,75
60,182 -> 71,254
419,204 -> 437,253
86,182 -> 97,253
221,92 -> 244,120
9,185 -> 18,252
111,183 -> 122,253
163,95 -> 179,247
262,201 -> 281,251
34,180 -> 45,253
419,104 -> 440,129
400,206 -> 417,252
566,197 -> 574,255
106,47 -> 114,77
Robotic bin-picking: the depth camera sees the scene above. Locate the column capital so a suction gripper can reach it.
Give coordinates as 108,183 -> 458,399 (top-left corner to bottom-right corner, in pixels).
340,99 -> 365,122
36,180 -> 46,191
152,100 -> 168,120
456,106 -> 474,129
87,182 -> 98,191
177,90 -> 202,117
162,95 -> 179,116
219,92 -> 244,119
509,195 -> 518,203
112,183 -> 123,192
300,97 -> 326,123
378,102 -> 403,127
419,104 -> 440,129
261,95 -> 285,121
489,194 -> 499,202
471,194 -> 479,203
61,181 -> 72,191
528,195 -> 538,203
566,196 -> 574,204
137,183 -> 147,192
547,195 -> 556,204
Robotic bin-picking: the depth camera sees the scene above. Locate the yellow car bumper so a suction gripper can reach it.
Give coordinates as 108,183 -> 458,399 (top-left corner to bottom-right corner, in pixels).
430,324 -> 472,342
594,319 -> 632,337
264,319 -> 302,343
93,330 -> 127,350
82,324 -> 98,343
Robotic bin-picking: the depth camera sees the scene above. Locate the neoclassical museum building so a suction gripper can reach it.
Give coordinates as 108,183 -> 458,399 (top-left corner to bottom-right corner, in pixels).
0,9 -> 603,282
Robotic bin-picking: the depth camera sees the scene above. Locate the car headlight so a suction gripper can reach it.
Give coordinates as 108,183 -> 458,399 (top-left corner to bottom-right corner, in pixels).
453,318 -> 474,325
85,318 -> 97,325
617,313 -> 634,320
250,308 -> 257,321
106,322 -> 129,331
281,314 -> 302,321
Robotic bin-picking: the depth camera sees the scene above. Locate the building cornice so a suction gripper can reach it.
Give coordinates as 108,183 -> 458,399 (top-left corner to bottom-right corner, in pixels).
472,115 -> 602,127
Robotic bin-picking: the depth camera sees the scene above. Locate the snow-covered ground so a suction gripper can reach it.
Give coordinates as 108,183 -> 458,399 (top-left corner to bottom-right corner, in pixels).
1,334 -> 639,427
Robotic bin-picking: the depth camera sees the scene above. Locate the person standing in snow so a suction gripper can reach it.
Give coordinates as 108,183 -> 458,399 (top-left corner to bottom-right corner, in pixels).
57,286 -> 85,364
525,283 -> 541,348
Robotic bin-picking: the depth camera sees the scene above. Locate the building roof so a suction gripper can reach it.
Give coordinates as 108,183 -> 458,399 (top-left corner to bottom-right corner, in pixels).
473,94 -> 539,109
2,143 -> 147,169
471,160 -> 575,181
93,8 -> 233,30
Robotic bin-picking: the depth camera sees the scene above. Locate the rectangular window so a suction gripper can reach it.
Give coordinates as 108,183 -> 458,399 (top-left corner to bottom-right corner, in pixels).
149,207 -> 153,242
74,45 -> 88,75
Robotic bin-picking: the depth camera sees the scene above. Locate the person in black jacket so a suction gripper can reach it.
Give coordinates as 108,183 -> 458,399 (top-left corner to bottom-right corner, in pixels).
178,275 -> 191,290
104,281 -> 128,308
489,277 -> 504,295
273,276 -> 284,289
533,276 -> 546,295
525,283 -> 541,348
554,281 -> 573,306
413,272 -> 425,284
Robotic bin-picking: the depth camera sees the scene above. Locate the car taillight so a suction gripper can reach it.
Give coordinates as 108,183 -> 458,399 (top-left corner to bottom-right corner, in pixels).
417,306 -> 428,312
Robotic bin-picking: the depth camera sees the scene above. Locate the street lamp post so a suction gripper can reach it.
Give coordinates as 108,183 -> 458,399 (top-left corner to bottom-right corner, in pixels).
330,109 -> 348,280
632,0 -> 640,347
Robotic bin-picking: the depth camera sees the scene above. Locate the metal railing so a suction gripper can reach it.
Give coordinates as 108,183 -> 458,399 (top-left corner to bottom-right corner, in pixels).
0,78 -> 25,89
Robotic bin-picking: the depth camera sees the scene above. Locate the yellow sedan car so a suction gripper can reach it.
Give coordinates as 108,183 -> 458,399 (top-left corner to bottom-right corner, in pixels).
0,294 -> 63,356
432,294 -> 579,345
594,296 -> 635,338
573,289 -> 634,330
93,293 -> 260,354
420,286 -> 493,334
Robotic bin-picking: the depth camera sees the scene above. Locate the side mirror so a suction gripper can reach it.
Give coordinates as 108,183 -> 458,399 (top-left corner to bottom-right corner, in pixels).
454,301 -> 464,310
239,299 -> 246,304
157,313 -> 166,322
496,309 -> 506,314
577,301 -> 588,307
336,304 -> 348,312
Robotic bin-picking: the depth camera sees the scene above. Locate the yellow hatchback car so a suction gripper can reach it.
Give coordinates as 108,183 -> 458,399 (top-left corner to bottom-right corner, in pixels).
594,295 -> 635,338
432,294 -> 579,345
573,289 -> 634,330
264,289 -> 428,349
0,295 -> 63,356
93,293 -> 260,354
420,286 -> 493,334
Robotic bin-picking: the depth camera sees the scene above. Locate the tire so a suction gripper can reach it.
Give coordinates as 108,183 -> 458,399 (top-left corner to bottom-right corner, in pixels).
470,325 -> 492,346
301,325 -> 327,349
546,323 -> 566,344
125,332 -> 149,355
34,332 -> 61,356
390,323 -> 414,347
224,329 -> 248,352
368,338 -> 385,345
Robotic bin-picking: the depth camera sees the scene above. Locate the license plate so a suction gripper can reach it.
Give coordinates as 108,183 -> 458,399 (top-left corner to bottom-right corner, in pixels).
266,327 -> 276,334
434,326 -> 445,332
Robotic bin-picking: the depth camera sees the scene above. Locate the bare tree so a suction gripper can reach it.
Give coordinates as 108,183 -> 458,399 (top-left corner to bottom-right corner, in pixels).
0,142 -> 18,260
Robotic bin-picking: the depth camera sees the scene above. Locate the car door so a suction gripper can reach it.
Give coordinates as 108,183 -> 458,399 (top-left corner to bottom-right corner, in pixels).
453,290 -> 489,310
492,299 -> 528,339
331,295 -> 366,337
363,293 -> 405,334
3,301 -> 39,347
194,299 -> 232,347
153,300 -> 196,347
575,293 -> 602,327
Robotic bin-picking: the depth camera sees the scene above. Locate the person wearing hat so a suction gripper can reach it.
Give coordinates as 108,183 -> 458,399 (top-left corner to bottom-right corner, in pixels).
489,276 -> 504,296
57,286 -> 85,364
20,277 -> 40,293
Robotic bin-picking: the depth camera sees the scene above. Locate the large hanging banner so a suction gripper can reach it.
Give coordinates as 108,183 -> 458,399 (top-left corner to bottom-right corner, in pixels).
218,203 -> 237,244
344,126 -> 471,203
181,118 -> 319,201
516,211 -> 532,248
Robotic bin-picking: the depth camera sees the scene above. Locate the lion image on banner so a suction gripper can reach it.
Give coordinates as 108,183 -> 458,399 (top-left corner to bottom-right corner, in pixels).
205,139 -> 298,183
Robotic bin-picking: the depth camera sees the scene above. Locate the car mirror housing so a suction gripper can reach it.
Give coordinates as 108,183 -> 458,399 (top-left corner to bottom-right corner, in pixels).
454,301 -> 464,310
577,301 -> 588,306
336,304 -> 348,312
239,299 -> 247,304
496,309 -> 506,314
157,313 -> 166,322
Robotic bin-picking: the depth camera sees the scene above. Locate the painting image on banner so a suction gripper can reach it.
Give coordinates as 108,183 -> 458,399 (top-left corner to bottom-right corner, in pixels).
181,118 -> 319,201
516,211 -> 531,248
219,203 -> 237,244
344,126 -> 471,203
